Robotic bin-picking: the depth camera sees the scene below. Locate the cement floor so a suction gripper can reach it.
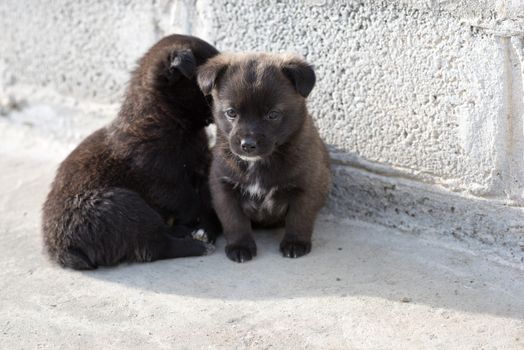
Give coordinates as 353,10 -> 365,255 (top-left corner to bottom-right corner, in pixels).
1,153 -> 523,349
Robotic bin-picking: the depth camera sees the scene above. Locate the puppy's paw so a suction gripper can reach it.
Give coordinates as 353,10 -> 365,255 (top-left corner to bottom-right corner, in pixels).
279,240 -> 311,258
225,243 -> 257,263
191,229 -> 209,243
202,242 -> 216,255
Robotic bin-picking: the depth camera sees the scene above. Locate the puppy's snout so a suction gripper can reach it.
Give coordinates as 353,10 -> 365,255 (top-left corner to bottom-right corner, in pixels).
240,138 -> 258,153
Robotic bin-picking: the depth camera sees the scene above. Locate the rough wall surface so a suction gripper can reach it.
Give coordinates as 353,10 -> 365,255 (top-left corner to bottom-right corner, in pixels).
0,0 -> 159,103
190,0 -> 524,201
0,0 -> 523,263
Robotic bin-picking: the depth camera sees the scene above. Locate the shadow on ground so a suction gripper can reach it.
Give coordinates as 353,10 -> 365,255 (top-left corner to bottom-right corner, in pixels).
84,218 -> 524,320
1,154 -> 523,326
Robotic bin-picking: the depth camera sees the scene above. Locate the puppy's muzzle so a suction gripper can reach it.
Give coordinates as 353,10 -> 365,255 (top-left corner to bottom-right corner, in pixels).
240,137 -> 258,154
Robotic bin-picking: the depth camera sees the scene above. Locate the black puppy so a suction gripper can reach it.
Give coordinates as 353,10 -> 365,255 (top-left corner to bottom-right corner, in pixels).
42,34 -> 220,270
198,52 -> 331,263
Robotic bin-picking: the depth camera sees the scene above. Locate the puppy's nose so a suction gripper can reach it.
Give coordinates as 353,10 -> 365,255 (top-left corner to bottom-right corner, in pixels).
240,138 -> 257,153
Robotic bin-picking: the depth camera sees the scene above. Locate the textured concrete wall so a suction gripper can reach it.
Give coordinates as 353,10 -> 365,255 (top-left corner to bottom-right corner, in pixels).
1,0 -> 523,262
189,0 -> 524,202
0,0 -> 171,104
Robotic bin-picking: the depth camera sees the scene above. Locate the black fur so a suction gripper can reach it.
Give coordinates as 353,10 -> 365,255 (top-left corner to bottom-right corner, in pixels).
197,52 -> 331,263
42,34 -> 221,269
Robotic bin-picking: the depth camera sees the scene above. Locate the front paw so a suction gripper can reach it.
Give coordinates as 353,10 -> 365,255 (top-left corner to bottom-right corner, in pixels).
225,242 -> 257,263
279,240 -> 311,258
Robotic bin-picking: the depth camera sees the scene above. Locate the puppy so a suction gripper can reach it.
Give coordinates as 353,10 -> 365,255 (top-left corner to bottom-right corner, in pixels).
197,52 -> 331,263
42,34 -> 221,270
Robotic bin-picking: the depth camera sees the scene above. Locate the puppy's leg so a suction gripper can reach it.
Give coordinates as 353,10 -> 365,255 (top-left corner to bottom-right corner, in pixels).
280,192 -> 322,258
46,188 -> 213,269
148,178 -> 212,241
211,180 -> 256,263
143,227 -> 215,261
164,222 -> 212,243
103,188 -> 215,262
161,179 -> 221,243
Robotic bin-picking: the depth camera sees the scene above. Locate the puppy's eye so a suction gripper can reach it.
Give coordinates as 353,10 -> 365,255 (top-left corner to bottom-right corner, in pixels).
266,111 -> 281,121
225,108 -> 237,119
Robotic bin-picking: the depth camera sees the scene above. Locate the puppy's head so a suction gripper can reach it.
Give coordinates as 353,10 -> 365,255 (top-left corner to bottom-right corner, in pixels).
197,53 -> 315,160
137,34 -> 219,125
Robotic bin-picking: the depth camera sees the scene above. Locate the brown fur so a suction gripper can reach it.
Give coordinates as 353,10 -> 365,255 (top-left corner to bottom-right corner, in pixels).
197,52 -> 331,262
42,34 -> 220,269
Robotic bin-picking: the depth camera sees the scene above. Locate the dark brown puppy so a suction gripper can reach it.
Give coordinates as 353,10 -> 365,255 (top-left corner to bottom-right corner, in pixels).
197,52 -> 331,263
42,34 -> 221,270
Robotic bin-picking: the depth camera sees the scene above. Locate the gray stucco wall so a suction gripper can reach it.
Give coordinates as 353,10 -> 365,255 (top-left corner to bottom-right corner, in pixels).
1,0 -> 523,263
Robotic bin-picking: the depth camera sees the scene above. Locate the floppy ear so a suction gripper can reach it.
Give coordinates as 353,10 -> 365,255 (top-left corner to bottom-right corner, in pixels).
282,58 -> 316,98
169,49 -> 196,79
197,58 -> 228,95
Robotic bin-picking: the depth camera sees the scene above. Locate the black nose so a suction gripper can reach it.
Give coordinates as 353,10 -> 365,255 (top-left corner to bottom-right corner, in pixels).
240,138 -> 257,153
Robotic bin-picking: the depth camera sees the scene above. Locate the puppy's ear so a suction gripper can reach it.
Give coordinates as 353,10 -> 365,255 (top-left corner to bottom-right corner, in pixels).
197,58 -> 228,95
169,49 -> 196,79
281,57 -> 316,98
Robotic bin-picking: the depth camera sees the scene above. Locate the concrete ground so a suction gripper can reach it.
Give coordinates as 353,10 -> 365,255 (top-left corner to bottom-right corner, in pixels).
1,138 -> 524,349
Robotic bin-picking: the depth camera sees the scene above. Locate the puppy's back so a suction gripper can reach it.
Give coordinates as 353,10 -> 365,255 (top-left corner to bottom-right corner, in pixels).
42,35 -> 219,269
